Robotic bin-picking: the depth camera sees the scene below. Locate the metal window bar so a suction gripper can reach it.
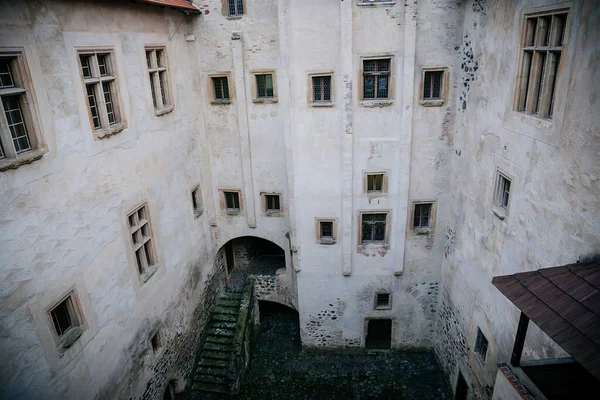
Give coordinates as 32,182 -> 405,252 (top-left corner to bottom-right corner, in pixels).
363,59 -> 390,99
475,329 -> 489,361
213,77 -> 230,100
320,221 -> 333,238
361,214 -> 387,243
0,59 -> 15,88
266,195 -> 280,211
225,192 -> 240,210
377,293 -> 390,307
102,82 -> 116,125
256,74 -> 274,98
2,96 -> 32,154
313,76 -> 332,102
367,174 -> 384,192
228,0 -> 244,16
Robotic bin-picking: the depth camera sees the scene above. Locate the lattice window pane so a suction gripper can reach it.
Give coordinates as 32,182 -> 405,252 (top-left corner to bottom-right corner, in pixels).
321,222 -> 333,238
98,54 -> 109,76
323,76 -> 331,101
228,0 -> 243,16
0,59 -> 15,88
256,74 -> 274,98
363,75 -> 375,99
2,96 -> 31,154
376,59 -> 390,72
225,192 -> 240,210
102,82 -> 116,125
377,76 -> 389,99
213,77 -> 229,100
313,77 -> 321,102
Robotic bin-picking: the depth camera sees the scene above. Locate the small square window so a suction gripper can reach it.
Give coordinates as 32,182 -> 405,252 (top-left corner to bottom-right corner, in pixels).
360,213 -> 388,244
256,74 -> 274,98
363,58 -> 391,100
49,293 -> 83,349
265,194 -> 280,215
312,75 -> 332,104
413,203 -> 432,229
316,218 -> 336,245
493,171 -> 511,220
375,293 -> 391,310
212,76 -> 230,102
191,186 -> 203,218
474,328 -> 488,362
128,203 -> 158,282
420,68 -> 447,106
366,173 -> 386,194
151,330 -> 163,353
226,0 -> 244,17
224,191 -> 241,214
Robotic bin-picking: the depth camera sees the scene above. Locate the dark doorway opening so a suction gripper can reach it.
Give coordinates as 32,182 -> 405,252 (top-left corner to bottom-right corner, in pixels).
365,319 -> 392,349
455,371 -> 468,400
225,241 -> 234,274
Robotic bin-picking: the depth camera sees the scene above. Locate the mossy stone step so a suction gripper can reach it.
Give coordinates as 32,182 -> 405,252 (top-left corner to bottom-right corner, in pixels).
202,351 -> 232,360
222,292 -> 242,300
192,382 -> 230,394
199,358 -> 229,368
213,306 -> 239,315
195,374 -> 228,385
216,298 -> 241,307
203,342 -> 233,352
205,335 -> 233,344
196,366 -> 228,376
207,328 -> 235,337
210,321 -> 237,330
212,313 -> 238,322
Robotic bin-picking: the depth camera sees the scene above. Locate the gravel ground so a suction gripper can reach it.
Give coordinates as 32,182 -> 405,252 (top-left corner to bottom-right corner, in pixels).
194,302 -> 452,400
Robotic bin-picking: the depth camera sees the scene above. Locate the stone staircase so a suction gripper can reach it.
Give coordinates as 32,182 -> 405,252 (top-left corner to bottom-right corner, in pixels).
192,291 -> 243,394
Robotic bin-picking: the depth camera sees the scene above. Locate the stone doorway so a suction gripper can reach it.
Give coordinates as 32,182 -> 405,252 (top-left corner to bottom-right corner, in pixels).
365,319 -> 392,349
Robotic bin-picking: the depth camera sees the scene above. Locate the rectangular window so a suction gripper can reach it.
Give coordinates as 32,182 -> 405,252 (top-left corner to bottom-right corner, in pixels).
316,218 -> 336,245
0,56 -> 40,161
312,75 -> 332,103
49,293 -> 83,349
361,213 -> 388,244
146,47 -> 172,113
423,70 -> 443,100
515,10 -> 568,119
363,58 -> 390,100
212,76 -> 230,102
150,330 -> 163,353
367,173 -> 384,193
256,74 -> 274,98
227,0 -> 244,16
375,293 -> 391,310
128,204 -> 158,281
79,51 -> 121,132
265,194 -> 280,213
474,328 -> 489,362
191,186 -> 203,218
494,172 -> 511,211
413,203 -> 432,229
224,191 -> 240,214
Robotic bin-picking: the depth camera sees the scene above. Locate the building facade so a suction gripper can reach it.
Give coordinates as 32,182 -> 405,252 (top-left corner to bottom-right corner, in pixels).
0,0 -> 598,399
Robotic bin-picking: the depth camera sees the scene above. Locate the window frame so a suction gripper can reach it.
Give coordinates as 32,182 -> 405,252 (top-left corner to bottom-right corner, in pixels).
220,189 -> 243,216
45,289 -> 86,353
0,49 -> 46,171
474,327 -> 489,364
357,0 -> 397,6
492,169 -> 512,220
261,192 -> 282,217
145,45 -> 174,116
358,211 -> 391,246
208,72 -> 233,105
364,171 -> 388,196
359,55 -> 394,106
222,0 -> 246,18
374,292 -> 392,310
191,185 -> 203,219
419,67 -> 449,107
251,70 -> 278,103
308,72 -> 334,107
315,217 -> 337,245
411,200 -> 436,235
77,48 -> 125,139
127,202 -> 159,283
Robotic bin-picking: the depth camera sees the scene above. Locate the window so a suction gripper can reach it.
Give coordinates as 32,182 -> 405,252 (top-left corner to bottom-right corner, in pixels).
226,0 -> 244,17
224,191 -> 241,214
420,68 -> 448,106
493,171 -> 511,219
375,293 -> 391,310
365,173 -> 387,194
48,292 -> 83,350
316,218 -> 337,245
360,213 -> 388,244
312,75 -> 332,104
212,76 -> 230,102
151,330 -> 163,354
128,204 -> 158,282
360,0 -> 395,3
145,47 -> 172,114
78,50 -> 122,136
474,328 -> 489,362
264,194 -> 281,216
256,74 -> 274,98
413,203 -> 432,229
363,58 -> 391,100
515,9 -> 568,119
0,53 -> 44,167
251,70 -> 277,103
191,186 -> 203,218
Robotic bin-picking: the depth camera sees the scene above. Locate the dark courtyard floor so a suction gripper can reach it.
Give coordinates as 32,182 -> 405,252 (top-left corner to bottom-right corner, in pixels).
195,301 -> 452,400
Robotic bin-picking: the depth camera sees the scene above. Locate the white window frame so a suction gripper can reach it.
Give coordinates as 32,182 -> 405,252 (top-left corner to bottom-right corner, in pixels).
145,46 -> 173,116
127,203 -> 159,283
492,170 -> 512,220
191,185 -> 203,219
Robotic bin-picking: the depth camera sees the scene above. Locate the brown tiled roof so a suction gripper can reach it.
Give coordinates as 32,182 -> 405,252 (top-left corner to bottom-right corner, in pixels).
134,0 -> 201,13
492,261 -> 600,379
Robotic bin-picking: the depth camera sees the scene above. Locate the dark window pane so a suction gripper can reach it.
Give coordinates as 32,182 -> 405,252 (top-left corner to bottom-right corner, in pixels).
102,82 -> 116,124
377,76 -> 388,99
363,75 -> 375,99
213,77 -> 229,100
150,73 -> 157,108
323,76 -> 331,101
159,71 -> 167,106
256,74 -> 274,98
2,96 -> 31,153
313,77 -> 321,102
86,85 -> 101,129
80,55 -> 92,78
321,222 -> 333,238
51,300 -> 73,337
98,54 -> 108,76
0,59 -> 15,88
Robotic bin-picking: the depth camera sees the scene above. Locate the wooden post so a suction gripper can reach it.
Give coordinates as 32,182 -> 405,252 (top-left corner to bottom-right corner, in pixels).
511,312 -> 530,366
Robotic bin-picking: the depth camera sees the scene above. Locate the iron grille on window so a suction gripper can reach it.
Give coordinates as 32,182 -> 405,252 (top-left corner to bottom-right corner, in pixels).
376,293 -> 391,308
312,75 -> 331,103
413,203 -> 432,228
146,48 -> 171,111
225,191 -> 240,211
265,194 -> 280,212
0,58 -> 34,159
363,59 -> 390,100
79,52 -> 120,130
128,204 -> 156,280
361,213 -> 387,243
423,70 -> 443,100
320,221 -> 333,238
367,174 -> 384,192
516,10 -> 568,119
228,0 -> 244,17
495,173 -> 511,210
212,77 -> 230,101
256,74 -> 274,98
474,328 -> 489,362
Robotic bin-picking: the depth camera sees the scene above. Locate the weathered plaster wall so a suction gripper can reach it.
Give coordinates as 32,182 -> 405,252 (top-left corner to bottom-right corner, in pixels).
436,0 -> 600,398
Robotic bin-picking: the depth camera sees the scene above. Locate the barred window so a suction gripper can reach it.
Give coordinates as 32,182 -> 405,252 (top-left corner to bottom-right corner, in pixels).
413,203 -> 432,229
423,71 -> 443,100
128,204 -> 158,282
515,9 -> 568,119
212,76 -> 230,101
363,58 -> 390,100
228,0 -> 244,17
316,218 -> 336,244
375,293 -> 391,310
256,74 -> 274,98
361,213 -> 387,244
79,51 -> 121,132
224,191 -> 240,214
265,194 -> 280,213
474,328 -> 489,362
145,47 -> 172,113
312,75 -> 332,103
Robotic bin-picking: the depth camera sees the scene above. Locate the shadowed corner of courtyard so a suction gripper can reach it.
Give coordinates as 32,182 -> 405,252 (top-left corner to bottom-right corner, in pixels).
192,301 -> 452,400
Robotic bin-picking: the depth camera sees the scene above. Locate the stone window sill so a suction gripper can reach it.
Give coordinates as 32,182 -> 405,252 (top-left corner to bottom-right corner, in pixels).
319,238 -> 336,245
94,122 -> 126,140
253,97 -> 278,104
211,100 -> 231,105
265,211 -> 282,217
492,206 -> 508,220
155,105 -> 174,116
359,242 -> 389,249
140,264 -> 159,283
366,191 -> 387,197
226,209 -> 241,216
357,1 -> 397,7
0,147 -> 47,172
413,227 -> 431,235
420,99 -> 444,107
360,99 -> 393,108
226,16 -> 243,20
58,326 -> 83,350
375,305 -> 392,310
310,102 -> 335,108
194,209 -> 203,219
